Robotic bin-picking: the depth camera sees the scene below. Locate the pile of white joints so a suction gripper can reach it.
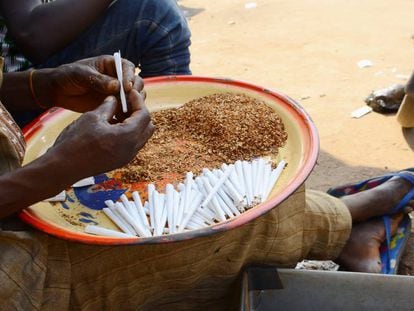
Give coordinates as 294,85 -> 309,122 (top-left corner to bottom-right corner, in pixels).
85,158 -> 287,238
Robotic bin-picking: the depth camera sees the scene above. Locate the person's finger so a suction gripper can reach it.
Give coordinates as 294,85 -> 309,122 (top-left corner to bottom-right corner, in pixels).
74,65 -> 119,94
120,90 -> 151,132
132,76 -> 144,93
135,122 -> 155,149
121,58 -> 136,92
93,96 -> 118,122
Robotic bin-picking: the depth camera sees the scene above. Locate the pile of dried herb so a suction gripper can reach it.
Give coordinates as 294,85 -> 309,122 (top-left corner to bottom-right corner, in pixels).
116,93 -> 287,183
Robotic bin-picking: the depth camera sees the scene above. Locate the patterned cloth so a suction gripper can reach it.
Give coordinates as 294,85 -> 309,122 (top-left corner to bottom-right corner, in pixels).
0,184 -> 352,310
0,0 -> 52,72
0,58 -> 25,174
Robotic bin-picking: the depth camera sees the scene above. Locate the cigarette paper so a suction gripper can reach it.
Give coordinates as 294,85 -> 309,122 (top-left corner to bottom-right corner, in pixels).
184,172 -> 194,213
115,202 -> 148,237
85,225 -> 135,238
242,161 -> 253,205
235,160 -> 247,197
120,194 -> 138,219
178,192 -> 204,231
103,207 -> 134,235
44,190 -> 66,202
113,51 -> 128,113
260,163 -> 272,202
201,177 -> 226,222
263,160 -> 286,201
72,177 -> 95,188
253,158 -> 265,202
148,184 -> 156,231
132,191 -> 151,234
200,165 -> 233,209
165,184 -> 175,234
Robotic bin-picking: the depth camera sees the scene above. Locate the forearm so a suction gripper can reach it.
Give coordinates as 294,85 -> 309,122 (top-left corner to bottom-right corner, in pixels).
0,150 -> 77,219
0,69 -> 53,112
0,0 -> 114,63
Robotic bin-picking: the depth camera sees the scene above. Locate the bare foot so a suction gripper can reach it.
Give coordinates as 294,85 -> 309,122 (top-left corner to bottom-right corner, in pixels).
341,171 -> 414,223
336,213 -> 404,273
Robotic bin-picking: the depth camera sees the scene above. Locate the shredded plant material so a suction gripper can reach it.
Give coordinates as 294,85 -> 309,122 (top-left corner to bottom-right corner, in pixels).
116,93 -> 287,183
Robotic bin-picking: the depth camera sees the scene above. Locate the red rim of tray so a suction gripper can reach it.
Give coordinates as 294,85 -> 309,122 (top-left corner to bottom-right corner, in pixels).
19,76 -> 319,245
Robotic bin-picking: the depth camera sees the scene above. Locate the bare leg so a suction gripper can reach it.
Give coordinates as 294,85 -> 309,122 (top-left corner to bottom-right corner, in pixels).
335,172 -> 414,273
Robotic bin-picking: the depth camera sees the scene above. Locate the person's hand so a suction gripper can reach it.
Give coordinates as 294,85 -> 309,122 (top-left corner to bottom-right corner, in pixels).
50,89 -> 154,182
34,55 -> 144,113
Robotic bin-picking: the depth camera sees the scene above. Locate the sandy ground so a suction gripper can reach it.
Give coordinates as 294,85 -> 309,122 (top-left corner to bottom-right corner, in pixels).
181,0 -> 414,273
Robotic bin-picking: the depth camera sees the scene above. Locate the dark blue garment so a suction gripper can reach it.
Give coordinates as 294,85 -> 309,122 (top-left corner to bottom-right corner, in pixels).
14,0 -> 192,127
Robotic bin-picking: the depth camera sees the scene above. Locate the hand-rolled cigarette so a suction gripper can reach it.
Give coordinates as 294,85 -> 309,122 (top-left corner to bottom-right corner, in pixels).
113,51 -> 128,113
44,190 -> 66,202
214,169 -> 245,209
159,194 -> 168,231
201,177 -> 226,222
120,194 -> 138,220
235,160 -> 247,196
85,225 -> 135,238
263,160 -> 286,201
175,187 -> 186,230
171,189 -> 179,234
72,177 -> 95,188
144,201 -> 150,216
132,191 -> 151,235
178,192 -> 204,231
147,184 -> 156,231
253,158 -> 265,203
193,210 -> 214,224
165,184 -> 175,234
103,207 -> 135,235
184,172 -> 194,213
203,168 -> 240,217
200,165 -> 233,208
242,161 -> 254,206
115,202 -> 149,237
105,200 -> 115,207
260,163 -> 272,202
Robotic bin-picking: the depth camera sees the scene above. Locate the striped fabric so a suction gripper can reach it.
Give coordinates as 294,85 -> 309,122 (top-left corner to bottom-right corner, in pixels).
0,57 -> 25,174
0,185 -> 351,310
0,0 -> 54,72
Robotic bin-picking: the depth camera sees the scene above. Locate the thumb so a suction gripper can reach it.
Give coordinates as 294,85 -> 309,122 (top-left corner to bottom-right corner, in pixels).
94,96 -> 118,122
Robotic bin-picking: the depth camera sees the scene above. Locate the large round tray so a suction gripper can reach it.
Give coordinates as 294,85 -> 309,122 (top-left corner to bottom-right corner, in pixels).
20,76 -> 319,245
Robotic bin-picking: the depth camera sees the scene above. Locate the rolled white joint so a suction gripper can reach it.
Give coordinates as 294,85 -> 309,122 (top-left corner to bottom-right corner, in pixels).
115,202 -> 149,237
44,190 -> 66,202
260,163 -> 272,202
85,225 -> 135,238
178,192 -> 204,231
103,207 -> 134,235
157,194 -> 168,236
113,51 -> 128,113
165,184 -> 175,234
242,161 -> 254,206
253,158 -> 265,204
214,169 -> 245,210
132,191 -> 151,235
171,189 -> 180,233
184,172 -> 194,213
120,194 -> 137,219
263,160 -> 287,201
72,177 -> 95,188
200,176 -> 227,222
147,184 -> 156,231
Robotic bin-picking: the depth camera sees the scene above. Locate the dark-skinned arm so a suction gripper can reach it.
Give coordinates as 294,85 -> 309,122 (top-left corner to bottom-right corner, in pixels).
0,0 -> 114,63
0,55 -> 139,114
0,92 -> 154,219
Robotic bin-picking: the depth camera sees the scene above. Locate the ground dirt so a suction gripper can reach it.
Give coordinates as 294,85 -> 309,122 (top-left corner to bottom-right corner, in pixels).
182,0 -> 414,274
